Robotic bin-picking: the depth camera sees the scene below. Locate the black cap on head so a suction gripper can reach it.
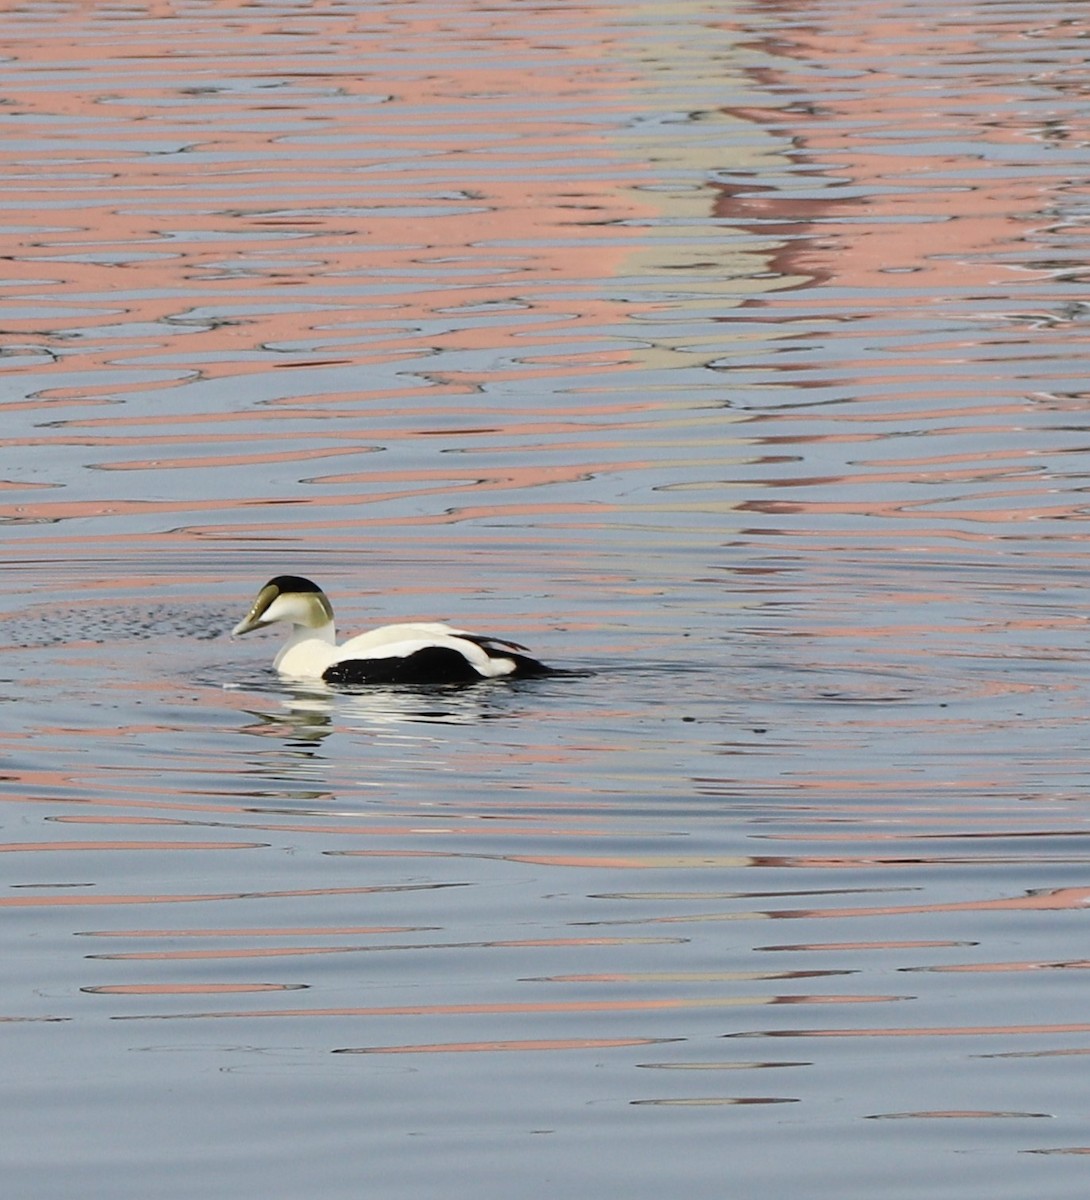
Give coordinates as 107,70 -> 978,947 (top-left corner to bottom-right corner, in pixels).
266,575 -> 323,594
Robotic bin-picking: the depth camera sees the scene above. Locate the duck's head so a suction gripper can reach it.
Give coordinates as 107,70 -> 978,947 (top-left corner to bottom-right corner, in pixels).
232,575 -> 334,636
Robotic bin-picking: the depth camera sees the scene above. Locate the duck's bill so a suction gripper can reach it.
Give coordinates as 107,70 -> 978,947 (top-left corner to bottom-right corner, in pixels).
232,610 -> 264,636
232,582 -> 279,636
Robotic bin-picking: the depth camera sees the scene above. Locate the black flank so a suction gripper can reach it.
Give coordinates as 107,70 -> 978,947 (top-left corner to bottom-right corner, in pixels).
324,647 -> 486,686
322,646 -> 553,686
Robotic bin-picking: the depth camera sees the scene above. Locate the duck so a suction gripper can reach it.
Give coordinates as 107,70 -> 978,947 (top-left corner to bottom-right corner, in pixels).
232,575 -> 552,685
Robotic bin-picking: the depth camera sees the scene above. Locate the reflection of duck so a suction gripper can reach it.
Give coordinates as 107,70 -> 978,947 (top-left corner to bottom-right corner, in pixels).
233,575 -> 552,685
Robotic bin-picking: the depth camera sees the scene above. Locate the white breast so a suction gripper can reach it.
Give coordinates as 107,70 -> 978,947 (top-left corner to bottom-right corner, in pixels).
274,634 -> 339,678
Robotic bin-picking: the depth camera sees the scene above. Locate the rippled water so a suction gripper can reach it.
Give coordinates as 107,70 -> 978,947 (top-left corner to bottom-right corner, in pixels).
4,0 -> 1090,1196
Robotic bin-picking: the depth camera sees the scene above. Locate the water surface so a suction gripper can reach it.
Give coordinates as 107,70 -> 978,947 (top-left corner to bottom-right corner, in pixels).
3,1 -> 1090,1196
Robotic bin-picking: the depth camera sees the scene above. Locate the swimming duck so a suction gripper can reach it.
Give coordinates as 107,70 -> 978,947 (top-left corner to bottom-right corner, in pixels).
232,575 -> 551,685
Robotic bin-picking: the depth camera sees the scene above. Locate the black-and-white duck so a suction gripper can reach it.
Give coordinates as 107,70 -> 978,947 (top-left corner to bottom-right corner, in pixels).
232,575 -> 551,685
